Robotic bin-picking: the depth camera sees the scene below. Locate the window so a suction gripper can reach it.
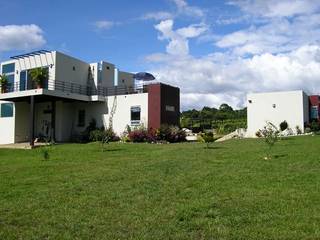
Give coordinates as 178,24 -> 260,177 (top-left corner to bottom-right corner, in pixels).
72,66 -> 76,71
165,105 -> 175,112
2,63 -> 15,92
248,100 -> 252,103
0,103 -> 13,118
311,106 -> 318,119
2,63 -> 15,74
131,106 -> 141,125
78,110 -> 85,127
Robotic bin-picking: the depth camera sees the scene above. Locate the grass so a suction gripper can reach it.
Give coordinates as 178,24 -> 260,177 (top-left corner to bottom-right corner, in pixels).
0,136 -> 320,239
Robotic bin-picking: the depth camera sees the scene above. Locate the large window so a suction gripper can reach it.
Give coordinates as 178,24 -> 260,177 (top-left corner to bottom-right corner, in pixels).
2,63 -> 15,74
78,110 -> 85,127
0,103 -> 13,118
1,63 -> 15,92
131,106 -> 141,125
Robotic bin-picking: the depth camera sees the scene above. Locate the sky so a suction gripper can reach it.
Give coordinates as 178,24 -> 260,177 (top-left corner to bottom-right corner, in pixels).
1,0 -> 320,110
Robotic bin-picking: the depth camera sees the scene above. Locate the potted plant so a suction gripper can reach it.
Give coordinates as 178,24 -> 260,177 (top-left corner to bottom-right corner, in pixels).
29,67 -> 48,89
0,74 -> 8,93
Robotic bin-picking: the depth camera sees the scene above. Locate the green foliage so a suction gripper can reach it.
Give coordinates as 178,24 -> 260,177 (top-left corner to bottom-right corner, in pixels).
279,120 -> 288,131
310,120 -> 320,132
201,132 -> 215,148
258,122 -> 280,159
29,67 -> 48,87
181,104 -> 247,133
0,74 -> 8,87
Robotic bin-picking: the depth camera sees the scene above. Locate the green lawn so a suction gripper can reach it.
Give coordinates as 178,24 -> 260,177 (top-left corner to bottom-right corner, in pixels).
1,136 -> 320,239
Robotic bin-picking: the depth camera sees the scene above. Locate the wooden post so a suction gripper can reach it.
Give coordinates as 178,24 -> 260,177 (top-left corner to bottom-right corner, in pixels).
51,101 -> 56,143
29,96 -> 35,148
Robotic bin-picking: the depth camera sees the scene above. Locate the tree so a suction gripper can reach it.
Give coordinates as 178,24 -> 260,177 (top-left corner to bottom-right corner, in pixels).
0,74 -> 8,93
29,67 -> 48,88
259,122 -> 279,160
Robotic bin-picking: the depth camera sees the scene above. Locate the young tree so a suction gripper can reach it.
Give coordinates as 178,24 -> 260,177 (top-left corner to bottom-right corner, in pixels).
259,122 -> 279,159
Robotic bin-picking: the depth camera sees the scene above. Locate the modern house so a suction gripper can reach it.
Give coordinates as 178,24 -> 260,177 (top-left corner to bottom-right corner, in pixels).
247,90 -> 310,137
0,50 -> 180,145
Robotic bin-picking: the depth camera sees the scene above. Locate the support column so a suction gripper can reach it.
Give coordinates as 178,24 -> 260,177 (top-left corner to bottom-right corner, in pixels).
29,96 -> 35,147
51,101 -> 56,143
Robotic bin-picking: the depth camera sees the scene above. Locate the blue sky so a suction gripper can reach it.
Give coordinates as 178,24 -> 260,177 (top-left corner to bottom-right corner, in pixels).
1,0 -> 320,109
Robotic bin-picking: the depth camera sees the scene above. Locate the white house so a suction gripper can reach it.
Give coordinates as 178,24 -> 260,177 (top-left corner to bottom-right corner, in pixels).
247,90 -> 309,137
0,50 -> 180,145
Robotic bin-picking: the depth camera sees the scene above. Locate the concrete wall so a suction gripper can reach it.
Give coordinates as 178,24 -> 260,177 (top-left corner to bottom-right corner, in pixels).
0,101 -> 15,144
247,90 -> 309,137
118,71 -> 134,89
54,52 -> 90,86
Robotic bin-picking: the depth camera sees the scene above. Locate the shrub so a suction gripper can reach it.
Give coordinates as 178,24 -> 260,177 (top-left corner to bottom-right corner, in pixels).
89,128 -> 119,142
310,120 -> 320,132
128,128 -> 148,142
255,131 -> 262,138
157,125 -> 186,143
296,125 -> 302,135
127,125 -> 186,143
202,132 -> 215,148
279,121 -> 288,131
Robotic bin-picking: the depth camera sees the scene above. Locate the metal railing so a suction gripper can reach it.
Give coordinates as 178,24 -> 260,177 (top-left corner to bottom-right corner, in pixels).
0,79 -> 150,97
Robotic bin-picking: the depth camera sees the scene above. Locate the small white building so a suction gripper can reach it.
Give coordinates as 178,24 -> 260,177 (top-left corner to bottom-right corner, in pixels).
0,50 -> 180,145
247,90 -> 309,137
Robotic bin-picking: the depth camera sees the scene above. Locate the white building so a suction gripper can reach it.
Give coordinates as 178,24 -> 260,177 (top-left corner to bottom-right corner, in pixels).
0,50 -> 180,145
247,90 -> 309,137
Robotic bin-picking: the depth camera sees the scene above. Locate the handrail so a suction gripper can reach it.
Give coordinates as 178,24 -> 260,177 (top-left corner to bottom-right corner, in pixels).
0,79 -> 151,97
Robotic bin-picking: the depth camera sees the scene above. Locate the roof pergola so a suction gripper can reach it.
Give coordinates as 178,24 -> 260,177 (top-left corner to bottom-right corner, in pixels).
10,50 -> 51,60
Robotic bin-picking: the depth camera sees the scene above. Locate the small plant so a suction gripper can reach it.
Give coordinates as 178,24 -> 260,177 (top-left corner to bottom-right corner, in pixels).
202,132 -> 215,149
295,126 -> 302,135
29,67 -> 48,88
279,120 -> 288,131
258,122 -> 279,160
0,74 -> 8,93
310,120 -> 320,132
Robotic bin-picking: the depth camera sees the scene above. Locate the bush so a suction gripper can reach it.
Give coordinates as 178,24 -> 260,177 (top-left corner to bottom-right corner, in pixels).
157,125 -> 186,143
279,121 -> 288,131
296,126 -> 302,135
89,128 -> 119,142
127,125 -> 186,143
310,120 -> 320,132
202,132 -> 215,148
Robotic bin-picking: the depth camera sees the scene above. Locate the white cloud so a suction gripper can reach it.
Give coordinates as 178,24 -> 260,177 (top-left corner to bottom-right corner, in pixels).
154,19 -> 207,56
141,11 -> 173,21
229,0 -> 320,18
93,20 -> 118,30
145,0 -> 320,110
142,0 -> 205,22
147,43 -> 320,110
0,24 -> 46,52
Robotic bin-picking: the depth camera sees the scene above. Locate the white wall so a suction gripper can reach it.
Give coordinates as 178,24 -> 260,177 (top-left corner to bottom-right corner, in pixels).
15,102 -> 29,143
247,90 -> 309,137
55,52 -> 90,86
0,101 -> 15,144
70,93 -> 148,137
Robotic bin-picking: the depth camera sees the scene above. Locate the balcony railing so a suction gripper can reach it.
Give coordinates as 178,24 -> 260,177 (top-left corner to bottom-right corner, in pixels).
0,79 -> 149,97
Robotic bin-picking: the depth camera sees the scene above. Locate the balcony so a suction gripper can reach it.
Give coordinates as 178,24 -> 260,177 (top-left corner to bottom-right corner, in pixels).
0,79 -> 150,102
